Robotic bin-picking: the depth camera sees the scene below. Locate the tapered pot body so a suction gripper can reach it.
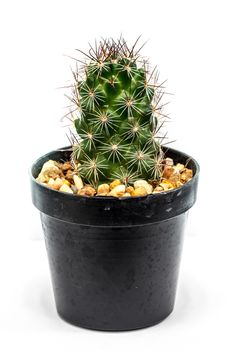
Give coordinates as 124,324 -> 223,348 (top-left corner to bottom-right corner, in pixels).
31,146 -> 199,330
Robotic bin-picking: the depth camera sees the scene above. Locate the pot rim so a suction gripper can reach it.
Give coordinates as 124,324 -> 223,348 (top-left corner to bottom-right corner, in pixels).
30,146 -> 200,201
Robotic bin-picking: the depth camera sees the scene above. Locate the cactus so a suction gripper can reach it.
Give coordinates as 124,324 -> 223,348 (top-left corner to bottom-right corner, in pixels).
68,37 -> 167,186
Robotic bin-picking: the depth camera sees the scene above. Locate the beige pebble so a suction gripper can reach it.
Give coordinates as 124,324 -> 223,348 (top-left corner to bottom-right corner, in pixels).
153,186 -> 164,193
164,157 -> 174,166
174,163 -> 185,172
50,177 -> 63,190
60,161 -> 72,171
122,192 -> 131,197
109,179 -> 121,190
73,174 -> 84,190
163,166 -> 176,179
71,185 -> 78,193
59,183 -> 73,194
126,186 -> 134,194
134,180 -> 153,194
180,168 -> 193,183
97,184 -> 110,195
78,185 -> 96,196
168,172 -> 181,185
63,179 -> 71,186
108,184 -> 126,197
159,180 -> 175,191
131,187 -> 148,197
65,169 -> 74,181
48,178 -> 55,186
37,160 -> 61,183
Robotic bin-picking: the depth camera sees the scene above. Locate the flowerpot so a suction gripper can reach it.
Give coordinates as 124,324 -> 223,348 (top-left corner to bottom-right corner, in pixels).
30,146 -> 199,331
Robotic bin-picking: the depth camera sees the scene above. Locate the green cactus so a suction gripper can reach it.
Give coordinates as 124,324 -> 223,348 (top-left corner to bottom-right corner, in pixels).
68,37 -> 167,186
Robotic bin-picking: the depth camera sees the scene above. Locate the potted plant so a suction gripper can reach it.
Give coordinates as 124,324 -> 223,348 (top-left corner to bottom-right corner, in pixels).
30,37 -> 199,331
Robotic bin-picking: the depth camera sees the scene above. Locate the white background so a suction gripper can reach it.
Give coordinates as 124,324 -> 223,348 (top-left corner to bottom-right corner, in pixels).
0,0 -> 233,348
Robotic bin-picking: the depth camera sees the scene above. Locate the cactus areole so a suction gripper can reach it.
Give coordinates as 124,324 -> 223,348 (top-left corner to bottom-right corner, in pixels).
68,38 -> 167,186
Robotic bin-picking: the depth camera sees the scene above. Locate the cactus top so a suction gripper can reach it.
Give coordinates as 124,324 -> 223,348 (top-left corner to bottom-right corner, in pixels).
69,38 -> 167,186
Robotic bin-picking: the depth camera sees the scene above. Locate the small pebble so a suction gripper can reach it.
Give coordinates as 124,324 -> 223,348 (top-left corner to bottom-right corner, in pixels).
134,180 -> 153,194
163,166 -> 176,179
122,192 -> 131,197
51,177 -> 63,190
60,161 -> 72,171
159,180 -> 175,191
108,184 -> 126,197
63,179 -> 71,186
180,168 -> 193,183
97,184 -> 110,196
66,169 -> 74,181
48,178 -> 55,187
174,163 -> 185,172
126,186 -> 134,194
71,184 -> 78,193
78,185 -> 96,196
131,187 -> 148,197
59,183 -> 73,194
109,179 -> 121,190
164,157 -> 174,166
37,160 -> 61,183
73,174 -> 84,190
153,186 -> 164,193
168,172 -> 181,185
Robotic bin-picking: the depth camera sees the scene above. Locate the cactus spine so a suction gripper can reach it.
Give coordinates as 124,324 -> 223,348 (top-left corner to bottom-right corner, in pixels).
68,38 -> 167,186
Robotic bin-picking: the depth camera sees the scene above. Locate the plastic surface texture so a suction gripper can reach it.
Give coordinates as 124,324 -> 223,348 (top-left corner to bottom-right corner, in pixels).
30,147 -> 199,331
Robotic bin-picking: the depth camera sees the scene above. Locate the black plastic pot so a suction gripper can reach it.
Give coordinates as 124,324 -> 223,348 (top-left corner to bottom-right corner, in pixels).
30,146 -> 199,331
